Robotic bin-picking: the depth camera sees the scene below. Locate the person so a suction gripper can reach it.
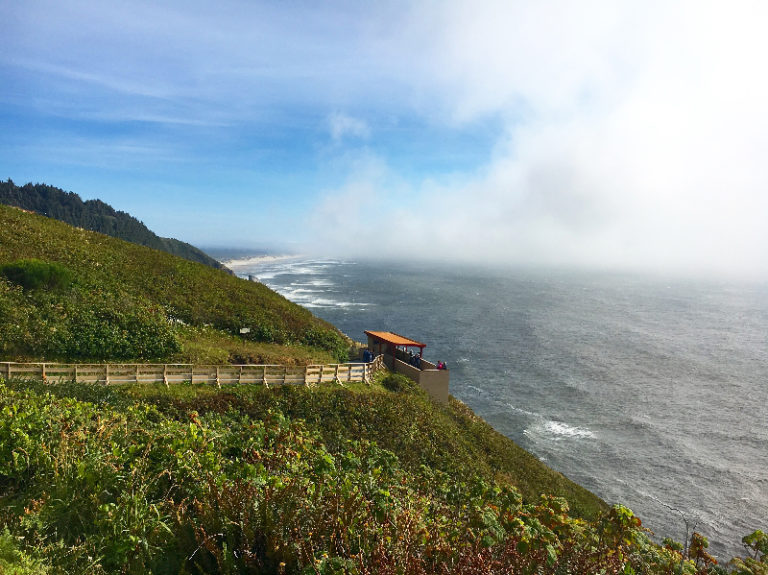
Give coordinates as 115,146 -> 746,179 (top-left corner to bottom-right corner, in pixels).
437,361 -> 444,370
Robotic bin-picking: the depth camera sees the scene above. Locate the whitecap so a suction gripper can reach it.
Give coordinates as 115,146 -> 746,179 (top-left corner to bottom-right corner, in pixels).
524,420 -> 596,441
303,297 -> 372,309
543,420 -> 596,439
291,279 -> 334,287
290,266 -> 322,275
504,403 -> 539,418
255,272 -> 278,280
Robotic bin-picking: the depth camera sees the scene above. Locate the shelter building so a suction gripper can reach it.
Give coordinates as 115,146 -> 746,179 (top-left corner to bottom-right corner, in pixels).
364,330 -> 449,404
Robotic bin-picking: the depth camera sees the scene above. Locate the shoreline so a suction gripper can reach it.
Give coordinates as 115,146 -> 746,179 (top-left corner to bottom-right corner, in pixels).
222,254 -> 300,270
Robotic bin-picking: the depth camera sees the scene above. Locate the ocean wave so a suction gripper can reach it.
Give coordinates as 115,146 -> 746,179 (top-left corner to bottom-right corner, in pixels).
279,265 -> 322,275
229,255 -> 343,280
223,254 -> 300,268
504,403 -> 539,418
524,420 -> 596,441
291,279 -> 334,287
285,288 -> 324,295
303,298 -> 372,309
302,259 -> 345,266
544,421 -> 596,439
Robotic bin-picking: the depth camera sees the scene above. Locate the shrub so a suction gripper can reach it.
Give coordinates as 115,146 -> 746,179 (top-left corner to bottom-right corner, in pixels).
0,259 -> 72,292
301,328 -> 350,362
0,528 -> 48,574
1,382 -> 763,574
50,304 -> 180,360
380,372 -> 418,393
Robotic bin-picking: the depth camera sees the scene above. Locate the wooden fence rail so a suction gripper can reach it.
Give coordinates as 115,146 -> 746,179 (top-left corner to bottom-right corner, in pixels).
0,355 -> 385,387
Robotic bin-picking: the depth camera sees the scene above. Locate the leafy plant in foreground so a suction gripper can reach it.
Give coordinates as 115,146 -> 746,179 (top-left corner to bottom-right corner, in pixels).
0,381 -> 764,574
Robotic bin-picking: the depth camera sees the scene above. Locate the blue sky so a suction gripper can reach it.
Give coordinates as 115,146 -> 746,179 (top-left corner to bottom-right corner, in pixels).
3,1 -> 768,277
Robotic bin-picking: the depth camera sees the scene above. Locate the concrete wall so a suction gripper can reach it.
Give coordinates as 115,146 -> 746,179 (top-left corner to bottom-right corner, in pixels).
418,358 -> 437,370
416,367 -> 450,404
392,358 -> 449,404
394,358 -> 420,380
363,339 -> 450,403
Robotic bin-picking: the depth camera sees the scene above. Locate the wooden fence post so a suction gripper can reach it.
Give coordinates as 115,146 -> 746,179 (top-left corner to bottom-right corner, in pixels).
104,364 -> 110,385
215,366 -> 221,388
238,366 -> 243,385
163,364 -> 169,387
135,365 -> 140,384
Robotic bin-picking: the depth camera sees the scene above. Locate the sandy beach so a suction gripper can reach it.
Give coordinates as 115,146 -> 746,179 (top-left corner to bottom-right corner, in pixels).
222,254 -> 300,270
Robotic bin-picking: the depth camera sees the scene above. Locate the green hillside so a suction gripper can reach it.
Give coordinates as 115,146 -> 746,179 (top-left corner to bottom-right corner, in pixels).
0,203 -> 347,364
0,377 -> 763,574
0,203 -> 763,574
0,179 -> 228,271
122,378 -> 608,521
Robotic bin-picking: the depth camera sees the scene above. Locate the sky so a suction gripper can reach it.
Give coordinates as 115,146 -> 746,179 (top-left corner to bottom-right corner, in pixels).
2,1 -> 768,278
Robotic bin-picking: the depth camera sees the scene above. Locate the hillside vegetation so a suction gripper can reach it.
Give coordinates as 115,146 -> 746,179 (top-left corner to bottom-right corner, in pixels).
0,201 -> 764,574
0,204 -> 347,364
0,179 -> 227,271
0,376 -> 763,574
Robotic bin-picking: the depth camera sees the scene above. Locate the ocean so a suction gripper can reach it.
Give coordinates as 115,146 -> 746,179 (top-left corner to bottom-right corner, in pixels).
224,255 -> 768,560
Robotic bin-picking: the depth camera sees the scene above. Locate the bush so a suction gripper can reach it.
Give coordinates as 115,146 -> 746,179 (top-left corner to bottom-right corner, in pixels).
0,259 -> 72,292
0,528 -> 49,574
301,328 -> 349,362
2,382 -> 763,575
380,372 -> 418,393
50,304 -> 180,360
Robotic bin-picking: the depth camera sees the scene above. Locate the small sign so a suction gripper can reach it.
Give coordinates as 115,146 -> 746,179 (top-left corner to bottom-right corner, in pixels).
239,327 -> 251,334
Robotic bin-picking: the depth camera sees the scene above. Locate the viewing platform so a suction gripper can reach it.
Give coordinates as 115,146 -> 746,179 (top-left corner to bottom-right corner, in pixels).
364,330 -> 449,403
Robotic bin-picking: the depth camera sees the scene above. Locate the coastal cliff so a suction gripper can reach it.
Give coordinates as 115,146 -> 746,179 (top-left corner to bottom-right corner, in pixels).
0,202 -> 762,574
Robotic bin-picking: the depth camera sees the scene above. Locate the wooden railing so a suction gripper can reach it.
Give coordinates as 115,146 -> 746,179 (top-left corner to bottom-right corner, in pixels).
0,355 -> 385,387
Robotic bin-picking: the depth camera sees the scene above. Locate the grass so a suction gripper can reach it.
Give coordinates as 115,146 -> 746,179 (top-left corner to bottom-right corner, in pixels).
172,325 -> 339,365
0,205 -> 347,364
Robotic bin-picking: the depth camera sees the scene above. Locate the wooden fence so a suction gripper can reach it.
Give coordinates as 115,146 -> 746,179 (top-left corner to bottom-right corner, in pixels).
0,355 -> 385,387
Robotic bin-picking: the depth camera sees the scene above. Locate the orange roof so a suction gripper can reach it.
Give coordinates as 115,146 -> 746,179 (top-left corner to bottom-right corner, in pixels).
365,331 -> 426,348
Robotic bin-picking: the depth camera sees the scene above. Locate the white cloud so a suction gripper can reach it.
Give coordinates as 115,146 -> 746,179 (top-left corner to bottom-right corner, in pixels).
328,112 -> 370,142
5,0 -> 768,278
308,0 -> 768,278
